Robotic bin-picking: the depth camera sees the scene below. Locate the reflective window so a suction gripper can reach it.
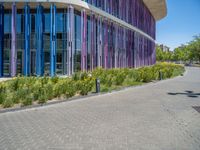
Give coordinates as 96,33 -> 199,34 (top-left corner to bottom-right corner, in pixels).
74,11 -> 81,72
44,13 -> 50,33
87,17 -> 91,70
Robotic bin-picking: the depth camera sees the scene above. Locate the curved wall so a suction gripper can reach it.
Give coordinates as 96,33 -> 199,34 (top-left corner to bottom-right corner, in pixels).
83,0 -> 156,39
0,1 -> 156,77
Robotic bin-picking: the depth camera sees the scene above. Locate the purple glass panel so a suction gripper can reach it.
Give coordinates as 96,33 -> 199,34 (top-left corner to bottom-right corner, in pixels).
114,24 -> 118,68
82,0 -> 157,68
103,19 -> 108,69
97,16 -> 102,67
67,5 -> 74,75
81,9 -> 87,71
11,3 -> 17,77
90,12 -> 95,70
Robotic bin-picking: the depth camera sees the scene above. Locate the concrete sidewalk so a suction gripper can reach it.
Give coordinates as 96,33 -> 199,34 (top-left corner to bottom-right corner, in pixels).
0,67 -> 200,150
0,78 -> 12,83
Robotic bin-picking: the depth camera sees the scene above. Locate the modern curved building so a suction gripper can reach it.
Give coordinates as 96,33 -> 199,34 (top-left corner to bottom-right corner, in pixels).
0,0 -> 167,77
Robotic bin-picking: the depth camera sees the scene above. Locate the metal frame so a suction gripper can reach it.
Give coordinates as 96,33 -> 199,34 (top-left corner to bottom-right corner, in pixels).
36,4 -> 44,76
50,4 -> 56,77
24,4 -> 30,76
0,4 -> 4,77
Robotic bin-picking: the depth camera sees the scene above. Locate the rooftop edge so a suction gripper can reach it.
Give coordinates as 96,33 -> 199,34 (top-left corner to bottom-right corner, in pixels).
143,0 -> 167,21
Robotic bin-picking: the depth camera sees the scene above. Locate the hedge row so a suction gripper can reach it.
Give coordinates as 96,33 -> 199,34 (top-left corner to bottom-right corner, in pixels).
0,62 -> 184,108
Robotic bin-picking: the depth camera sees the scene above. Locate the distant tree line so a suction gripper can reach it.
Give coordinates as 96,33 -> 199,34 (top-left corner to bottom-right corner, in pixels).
156,34 -> 200,63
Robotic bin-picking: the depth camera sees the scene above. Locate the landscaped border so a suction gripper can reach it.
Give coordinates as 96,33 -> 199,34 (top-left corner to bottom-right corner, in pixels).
0,62 -> 185,112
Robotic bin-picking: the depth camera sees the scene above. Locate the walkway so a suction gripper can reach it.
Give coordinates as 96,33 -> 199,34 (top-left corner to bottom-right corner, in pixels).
0,67 -> 200,150
0,78 -> 12,83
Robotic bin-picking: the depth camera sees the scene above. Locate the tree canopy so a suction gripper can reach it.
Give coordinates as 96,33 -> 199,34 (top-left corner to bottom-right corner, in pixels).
156,34 -> 200,63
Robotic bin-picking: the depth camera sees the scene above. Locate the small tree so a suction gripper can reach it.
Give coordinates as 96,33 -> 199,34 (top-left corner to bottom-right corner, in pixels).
156,46 -> 164,61
172,34 -> 200,64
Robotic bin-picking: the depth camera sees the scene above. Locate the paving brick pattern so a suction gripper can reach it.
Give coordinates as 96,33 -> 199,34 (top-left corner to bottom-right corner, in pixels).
0,67 -> 200,150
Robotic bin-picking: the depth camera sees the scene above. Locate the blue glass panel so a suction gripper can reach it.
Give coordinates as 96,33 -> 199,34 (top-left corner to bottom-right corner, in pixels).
17,14 -> 22,33
56,13 -> 63,33
44,13 -> 50,33
4,14 -> 11,33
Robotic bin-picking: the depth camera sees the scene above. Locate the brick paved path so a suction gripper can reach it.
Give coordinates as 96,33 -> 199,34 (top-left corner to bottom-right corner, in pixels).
0,67 -> 200,150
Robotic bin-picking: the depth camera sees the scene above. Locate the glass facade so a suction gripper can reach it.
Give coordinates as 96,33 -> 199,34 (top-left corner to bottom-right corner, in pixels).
0,1 -> 156,77
83,0 -> 156,39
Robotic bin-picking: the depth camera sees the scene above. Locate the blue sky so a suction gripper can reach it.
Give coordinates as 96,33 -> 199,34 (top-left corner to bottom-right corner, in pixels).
156,0 -> 200,51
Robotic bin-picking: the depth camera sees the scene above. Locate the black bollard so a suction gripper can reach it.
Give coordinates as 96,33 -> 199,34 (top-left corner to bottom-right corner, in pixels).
96,78 -> 100,93
159,71 -> 163,80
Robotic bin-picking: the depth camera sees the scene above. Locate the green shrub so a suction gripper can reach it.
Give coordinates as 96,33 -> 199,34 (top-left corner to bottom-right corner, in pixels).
0,84 -> 6,104
92,68 -> 108,85
0,93 -> 5,105
11,92 -> 21,104
21,94 -> 33,106
127,69 -> 139,81
136,67 -> 152,82
72,72 -> 81,81
43,82 -> 54,100
0,62 -> 184,108
92,67 -> 104,78
37,82 -> 54,104
105,74 -> 113,87
64,80 -> 77,98
123,78 -> 142,86
38,86 -> 49,104
53,79 -> 77,98
113,71 -> 126,85
50,76 -> 59,84
76,79 -> 94,95
40,77 -> 50,85
53,79 -> 68,97
100,85 -> 109,93
15,88 -> 30,104
2,94 -> 14,108
31,81 -> 43,101
80,72 -> 89,80
7,78 -> 20,91
38,94 -> 47,104
172,65 -> 185,77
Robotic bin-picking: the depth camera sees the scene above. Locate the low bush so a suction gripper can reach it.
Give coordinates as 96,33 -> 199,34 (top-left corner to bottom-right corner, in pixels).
0,93 -> 5,105
127,69 -> 140,81
76,79 -> 94,95
113,71 -> 126,85
21,94 -> 33,106
0,62 -> 184,108
2,94 -> 14,108
100,85 -> 109,93
137,67 -> 153,82
0,84 -> 6,104
63,80 -> 77,98
105,74 -> 113,87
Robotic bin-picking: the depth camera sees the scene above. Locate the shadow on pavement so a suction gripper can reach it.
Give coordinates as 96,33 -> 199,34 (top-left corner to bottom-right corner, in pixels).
168,90 -> 200,98
192,106 -> 200,113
